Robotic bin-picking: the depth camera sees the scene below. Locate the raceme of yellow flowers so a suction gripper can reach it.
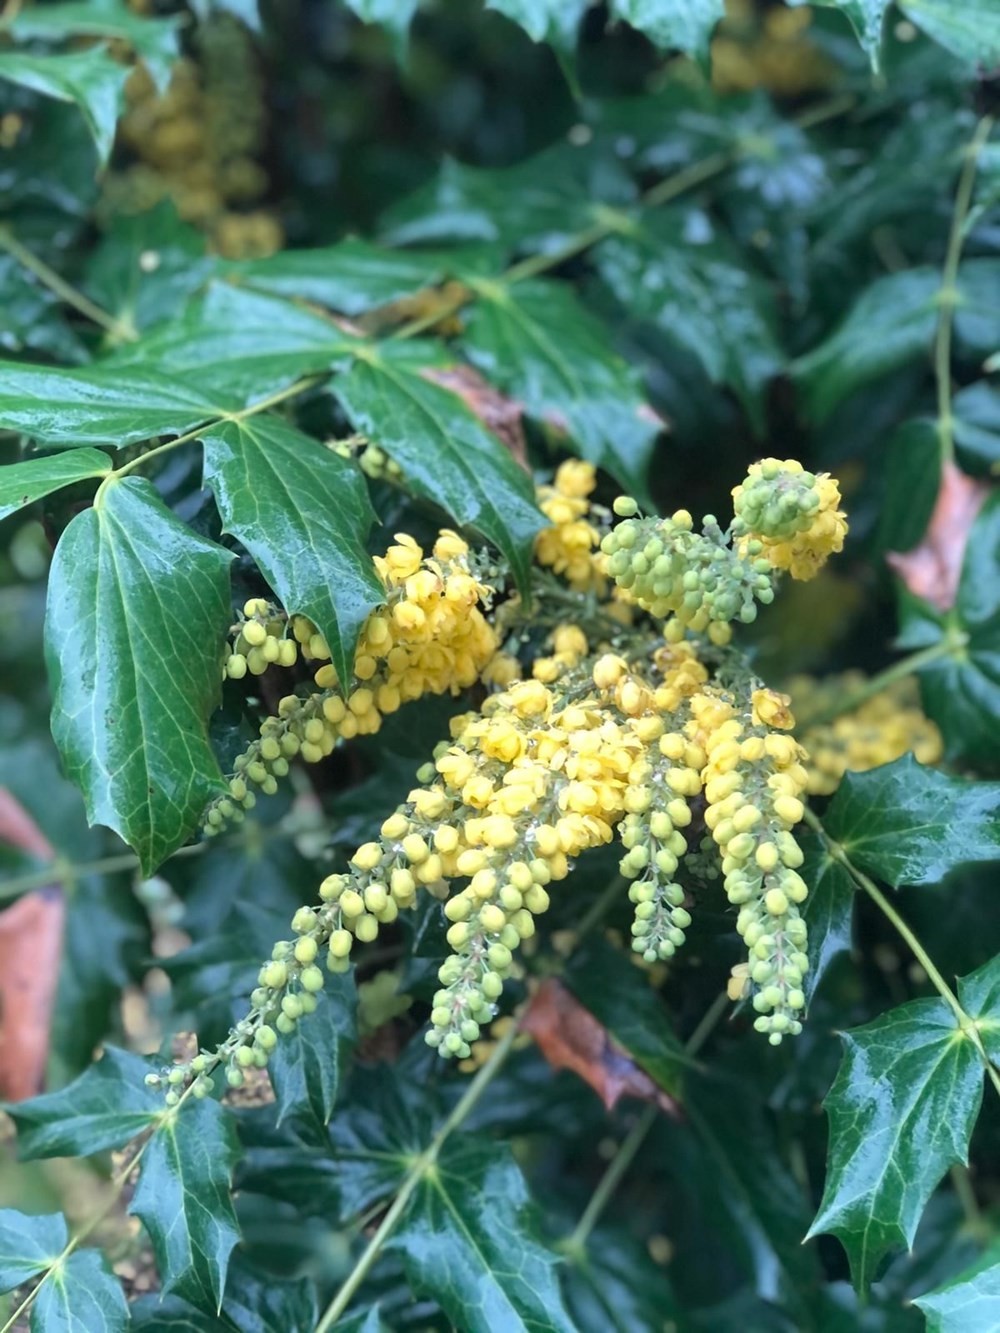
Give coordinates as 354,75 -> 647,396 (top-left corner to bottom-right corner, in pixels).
150,457 -> 858,1100
103,14 -> 283,258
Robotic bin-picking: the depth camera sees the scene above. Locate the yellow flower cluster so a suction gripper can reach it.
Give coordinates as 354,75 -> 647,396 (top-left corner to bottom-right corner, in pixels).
534,460 -> 604,590
791,674 -> 943,795
223,598 -> 297,680
692,686 -> 810,1043
711,0 -> 834,96
734,458 -> 847,582
203,531 -> 497,832
105,16 -> 282,257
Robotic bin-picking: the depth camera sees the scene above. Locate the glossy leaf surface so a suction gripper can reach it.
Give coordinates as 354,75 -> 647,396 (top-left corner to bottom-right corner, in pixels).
0,449 -> 111,523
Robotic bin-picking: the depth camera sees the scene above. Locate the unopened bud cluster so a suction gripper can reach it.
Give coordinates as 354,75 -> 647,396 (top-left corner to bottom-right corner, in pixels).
222,597 -> 298,681
732,457 -> 847,581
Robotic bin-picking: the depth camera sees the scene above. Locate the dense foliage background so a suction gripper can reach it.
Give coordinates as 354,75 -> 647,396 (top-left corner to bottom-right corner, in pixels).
0,1 -> 999,1330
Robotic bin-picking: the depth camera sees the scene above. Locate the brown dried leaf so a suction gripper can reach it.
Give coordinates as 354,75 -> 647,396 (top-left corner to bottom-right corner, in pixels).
0,789 -> 64,1101
887,460 -> 989,612
522,977 -> 679,1114
420,363 -> 528,466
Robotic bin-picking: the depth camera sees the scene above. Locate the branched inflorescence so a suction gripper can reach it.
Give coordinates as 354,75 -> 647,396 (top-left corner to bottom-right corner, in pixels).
153,458 -> 850,1094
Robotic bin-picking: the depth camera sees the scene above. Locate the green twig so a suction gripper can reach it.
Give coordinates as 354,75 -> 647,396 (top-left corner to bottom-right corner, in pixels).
313,1019 -> 520,1333
935,115 -> 995,466
564,989 -> 731,1255
0,227 -> 136,343
803,807 -> 1000,1101
795,631 -> 969,730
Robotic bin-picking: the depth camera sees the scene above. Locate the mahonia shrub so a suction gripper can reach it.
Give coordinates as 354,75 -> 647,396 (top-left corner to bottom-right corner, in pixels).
0,4 -> 998,1331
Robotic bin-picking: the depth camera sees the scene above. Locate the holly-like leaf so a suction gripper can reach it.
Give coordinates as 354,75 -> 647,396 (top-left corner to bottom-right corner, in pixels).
824,755 -> 1000,888
332,340 -> 543,590
801,833 -> 855,1005
898,0 -> 1000,66
201,416 -> 384,691
787,0 -> 890,65
223,239 -> 447,316
131,1261 -> 318,1333
0,1209 -> 67,1289
896,492 -> 1000,765
11,0 -> 182,91
609,0 -> 725,63
45,478 -> 232,873
389,1135 -> 578,1333
130,1097 -> 242,1315
34,1246 -> 130,1333
0,359 -> 223,448
807,998 -> 983,1291
562,936 -> 691,1099
486,0 -> 589,47
459,276 -> 661,500
595,213 -> 783,433
269,972 -> 357,1130
0,48 -> 129,166
0,449 -> 112,524
5,1047 -> 159,1157
915,1243 -> 1000,1331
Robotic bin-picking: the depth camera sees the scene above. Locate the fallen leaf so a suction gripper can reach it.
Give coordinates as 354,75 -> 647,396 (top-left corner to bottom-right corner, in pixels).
522,977 -> 680,1115
887,460 -> 989,612
0,789 -> 64,1101
421,362 -> 528,466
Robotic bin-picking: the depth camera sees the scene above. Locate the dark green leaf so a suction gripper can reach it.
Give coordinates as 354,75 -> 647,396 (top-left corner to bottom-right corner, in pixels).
112,283 -> 356,398
269,972 -> 357,1130
201,415 -> 383,690
808,998 -> 982,1290
915,1243 -> 1000,1331
898,0 -> 1000,66
787,0 -> 889,65
561,1224 -> 678,1332
83,204 -> 213,334
0,1209 -> 66,1289
792,270 -> 939,424
0,449 -> 111,523
487,0 -> 588,47
595,213 -> 782,432
0,48 -> 128,166
801,833 -> 855,1005
130,1098 -> 242,1315
956,955 -> 1000,1064
609,0 -> 724,63
45,478 -> 231,873
563,935 -> 691,1096
954,382 -> 1000,471
875,419 -> 941,557
11,0 -> 182,90
0,255 -> 86,363
342,0 -> 420,56
223,239 -> 446,315
5,1047 -> 159,1158
34,1246 -> 129,1333
0,359 -> 223,447
390,1135 -> 578,1333
131,1262 -> 318,1333
896,492 -> 1000,765
824,755 -> 1000,888
380,145 -> 636,255
459,276 -> 661,500
332,340 -> 543,589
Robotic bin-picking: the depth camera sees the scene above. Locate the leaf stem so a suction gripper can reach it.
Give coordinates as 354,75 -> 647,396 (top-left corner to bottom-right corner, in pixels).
313,1019 -> 520,1333
934,114 -> 994,466
803,807 -> 1000,1100
795,631 -> 969,730
564,989 -> 730,1255
0,227 -> 136,343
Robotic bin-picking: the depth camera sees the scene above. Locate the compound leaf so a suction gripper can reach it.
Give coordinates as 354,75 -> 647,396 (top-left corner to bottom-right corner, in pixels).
915,1243 -> 1000,1331
459,277 -> 661,500
808,998 -> 983,1291
130,1098 -> 242,1316
0,47 -> 128,166
10,0 -> 182,90
45,478 -> 232,874
201,416 -> 384,691
34,1247 -> 130,1333
269,972 -> 357,1131
0,449 -> 112,524
823,755 -> 1000,889
332,340 -> 543,590
0,1209 -> 67,1290
390,1135 -> 578,1333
